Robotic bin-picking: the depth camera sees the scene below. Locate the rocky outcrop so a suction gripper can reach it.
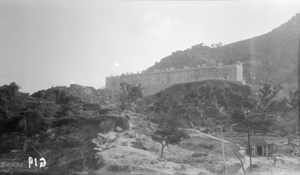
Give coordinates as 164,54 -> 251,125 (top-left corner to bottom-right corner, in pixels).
0,82 -> 219,175
92,128 -> 213,175
99,115 -> 129,133
0,83 -> 129,175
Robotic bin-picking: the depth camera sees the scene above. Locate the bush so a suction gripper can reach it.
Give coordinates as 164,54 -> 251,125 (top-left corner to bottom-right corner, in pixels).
199,143 -> 214,149
192,152 -> 208,157
230,108 -> 245,123
202,128 -> 210,133
107,164 -> 130,172
132,138 -> 148,150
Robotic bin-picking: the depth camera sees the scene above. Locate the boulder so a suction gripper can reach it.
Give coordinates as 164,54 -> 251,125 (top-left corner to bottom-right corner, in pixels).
114,126 -> 124,133
114,117 -> 130,131
99,115 -> 129,133
99,120 -> 115,133
132,134 -> 160,152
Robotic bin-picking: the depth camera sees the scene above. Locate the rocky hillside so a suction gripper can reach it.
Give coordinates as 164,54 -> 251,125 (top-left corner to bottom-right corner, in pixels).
1,80 -> 299,175
0,83 -> 128,175
0,82 -> 240,175
146,13 -> 300,85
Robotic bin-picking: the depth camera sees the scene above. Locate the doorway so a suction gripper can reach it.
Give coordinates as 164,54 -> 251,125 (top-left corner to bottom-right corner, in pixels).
257,146 -> 263,156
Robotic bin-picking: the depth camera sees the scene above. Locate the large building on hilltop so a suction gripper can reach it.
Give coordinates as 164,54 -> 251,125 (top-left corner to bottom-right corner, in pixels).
106,62 -> 244,96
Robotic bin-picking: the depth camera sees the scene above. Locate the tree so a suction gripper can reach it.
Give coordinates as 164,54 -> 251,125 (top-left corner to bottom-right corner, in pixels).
149,91 -> 175,114
216,42 -> 224,48
211,42 -> 223,48
149,91 -> 187,157
230,108 -> 246,123
256,83 -> 282,114
289,89 -> 299,135
276,88 -> 300,138
150,91 -> 187,114
253,83 -> 282,134
276,111 -> 298,144
153,114 -> 187,158
120,82 -> 143,111
149,91 -> 188,126
183,84 -> 219,127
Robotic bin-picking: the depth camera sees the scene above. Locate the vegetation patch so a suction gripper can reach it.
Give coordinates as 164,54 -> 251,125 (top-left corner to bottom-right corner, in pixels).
199,143 -> 214,149
107,164 -> 130,172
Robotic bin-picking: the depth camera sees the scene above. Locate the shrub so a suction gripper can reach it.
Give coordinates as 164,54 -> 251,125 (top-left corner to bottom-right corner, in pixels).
107,164 -> 130,172
132,138 -> 148,150
199,143 -> 214,149
192,152 -> 208,157
153,113 -> 187,158
230,108 -> 245,123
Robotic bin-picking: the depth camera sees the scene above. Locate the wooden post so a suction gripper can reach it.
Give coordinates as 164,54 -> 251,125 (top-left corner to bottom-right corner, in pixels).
245,110 -> 252,172
219,123 -> 226,174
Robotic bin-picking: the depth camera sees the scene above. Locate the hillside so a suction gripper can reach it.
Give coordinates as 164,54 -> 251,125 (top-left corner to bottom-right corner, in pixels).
0,82 -> 252,175
144,80 -> 256,129
146,13 -> 300,85
1,81 -> 299,174
163,80 -> 254,109
145,80 -> 255,108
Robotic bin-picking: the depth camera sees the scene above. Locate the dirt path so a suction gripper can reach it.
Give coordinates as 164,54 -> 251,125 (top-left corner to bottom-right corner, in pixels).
236,148 -> 259,175
236,149 -> 248,175
185,128 -> 231,143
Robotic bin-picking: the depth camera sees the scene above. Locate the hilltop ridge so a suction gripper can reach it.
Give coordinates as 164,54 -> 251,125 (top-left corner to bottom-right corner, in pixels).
146,13 -> 300,85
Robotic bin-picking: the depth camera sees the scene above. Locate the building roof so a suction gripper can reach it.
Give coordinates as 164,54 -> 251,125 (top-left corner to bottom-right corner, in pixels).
249,137 -> 268,145
108,63 -> 240,78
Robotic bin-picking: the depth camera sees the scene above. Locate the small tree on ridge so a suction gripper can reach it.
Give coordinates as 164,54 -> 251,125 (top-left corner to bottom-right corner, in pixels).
153,114 -> 186,158
120,82 -> 143,111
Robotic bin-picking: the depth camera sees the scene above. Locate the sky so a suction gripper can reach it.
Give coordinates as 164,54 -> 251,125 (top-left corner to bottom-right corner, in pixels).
0,0 -> 299,94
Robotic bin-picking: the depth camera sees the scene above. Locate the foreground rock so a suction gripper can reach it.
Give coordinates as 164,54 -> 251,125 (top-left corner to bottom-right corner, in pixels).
0,83 -> 127,175
91,111 -> 213,175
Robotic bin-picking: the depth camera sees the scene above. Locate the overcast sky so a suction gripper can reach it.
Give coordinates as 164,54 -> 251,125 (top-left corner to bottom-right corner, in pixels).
0,0 -> 299,94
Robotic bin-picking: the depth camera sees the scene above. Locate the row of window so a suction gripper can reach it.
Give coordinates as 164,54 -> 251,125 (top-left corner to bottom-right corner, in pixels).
108,73 -> 231,84
109,76 -> 230,87
107,71 -> 234,86
107,69 -> 234,83
107,67 -> 235,81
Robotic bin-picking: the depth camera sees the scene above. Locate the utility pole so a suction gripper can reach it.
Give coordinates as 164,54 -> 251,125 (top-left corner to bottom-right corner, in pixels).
219,122 -> 226,174
245,110 -> 252,172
